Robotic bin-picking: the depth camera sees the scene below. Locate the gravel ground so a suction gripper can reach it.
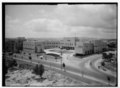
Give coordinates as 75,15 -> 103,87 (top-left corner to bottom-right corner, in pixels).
5,67 -> 86,87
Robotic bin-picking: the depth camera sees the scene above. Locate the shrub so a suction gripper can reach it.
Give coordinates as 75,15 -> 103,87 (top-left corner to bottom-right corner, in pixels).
5,59 -> 17,74
29,56 -> 32,60
33,64 -> 44,78
101,62 -> 105,66
12,59 -> 17,66
5,65 -> 8,75
102,53 -> 107,59
6,59 -> 17,68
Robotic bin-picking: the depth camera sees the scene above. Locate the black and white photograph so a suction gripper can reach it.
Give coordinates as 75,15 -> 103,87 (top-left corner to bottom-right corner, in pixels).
2,2 -> 118,87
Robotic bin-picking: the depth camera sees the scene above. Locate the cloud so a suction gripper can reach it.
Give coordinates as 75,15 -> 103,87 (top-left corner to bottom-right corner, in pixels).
53,4 -> 117,29
36,4 -> 117,32
24,18 -> 68,33
23,4 -> 117,36
68,26 -> 116,39
5,4 -> 117,39
6,15 -> 20,23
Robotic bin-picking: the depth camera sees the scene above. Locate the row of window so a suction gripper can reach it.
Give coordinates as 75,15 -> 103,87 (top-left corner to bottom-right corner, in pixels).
43,42 -> 60,45
85,50 -> 94,54
44,46 -> 59,49
61,43 -> 74,46
62,46 -> 74,50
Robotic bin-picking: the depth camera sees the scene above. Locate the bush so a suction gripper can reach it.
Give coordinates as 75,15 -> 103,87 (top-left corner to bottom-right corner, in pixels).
6,59 -> 17,68
102,53 -> 113,62
33,64 -> 44,78
101,62 -> 105,66
102,53 -> 107,59
5,65 -> 8,75
5,59 -> 17,74
12,59 -> 17,66
29,56 -> 32,60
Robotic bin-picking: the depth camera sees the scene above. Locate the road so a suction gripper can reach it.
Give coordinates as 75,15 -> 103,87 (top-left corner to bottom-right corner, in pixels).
44,49 -> 117,85
77,54 -> 116,85
13,49 -> 117,86
14,57 -> 105,86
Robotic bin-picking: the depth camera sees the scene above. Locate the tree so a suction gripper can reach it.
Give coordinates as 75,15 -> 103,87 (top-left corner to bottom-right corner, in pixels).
38,64 -> 44,78
102,53 -> 113,62
6,59 -> 17,68
107,76 -> 111,86
102,53 -> 107,59
29,56 -> 32,60
108,53 -> 113,59
101,62 -> 105,66
5,59 -> 17,74
108,42 -> 116,49
12,59 -> 17,66
103,53 -> 113,62
5,65 -> 8,75
37,54 -> 39,58
33,64 -> 39,74
63,63 -> 66,71
33,64 -> 45,78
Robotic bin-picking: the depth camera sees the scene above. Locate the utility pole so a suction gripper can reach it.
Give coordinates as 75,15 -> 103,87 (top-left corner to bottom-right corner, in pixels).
74,32 -> 77,50
60,47 -> 63,69
63,63 -> 66,72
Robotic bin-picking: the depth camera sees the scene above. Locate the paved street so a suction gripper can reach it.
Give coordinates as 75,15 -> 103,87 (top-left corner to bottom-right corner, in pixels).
78,54 -> 116,85
13,49 -> 117,86
44,49 -> 117,85
14,57 -> 104,86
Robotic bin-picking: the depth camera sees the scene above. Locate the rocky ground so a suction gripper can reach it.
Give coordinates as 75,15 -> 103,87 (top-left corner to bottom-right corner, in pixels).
5,67 -> 86,87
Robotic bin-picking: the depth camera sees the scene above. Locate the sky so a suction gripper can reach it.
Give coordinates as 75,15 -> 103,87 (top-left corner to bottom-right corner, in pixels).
5,4 -> 117,39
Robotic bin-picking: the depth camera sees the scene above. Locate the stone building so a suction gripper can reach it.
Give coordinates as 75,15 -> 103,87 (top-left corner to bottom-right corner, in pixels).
75,41 -> 94,55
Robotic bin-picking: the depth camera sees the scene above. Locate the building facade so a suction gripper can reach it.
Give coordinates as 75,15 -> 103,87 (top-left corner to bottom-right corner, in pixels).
60,37 -> 78,50
75,41 -> 94,55
5,37 -> 26,53
22,38 -> 108,55
23,40 -> 36,54
91,40 -> 107,53
23,39 -> 60,54
43,40 -> 60,49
